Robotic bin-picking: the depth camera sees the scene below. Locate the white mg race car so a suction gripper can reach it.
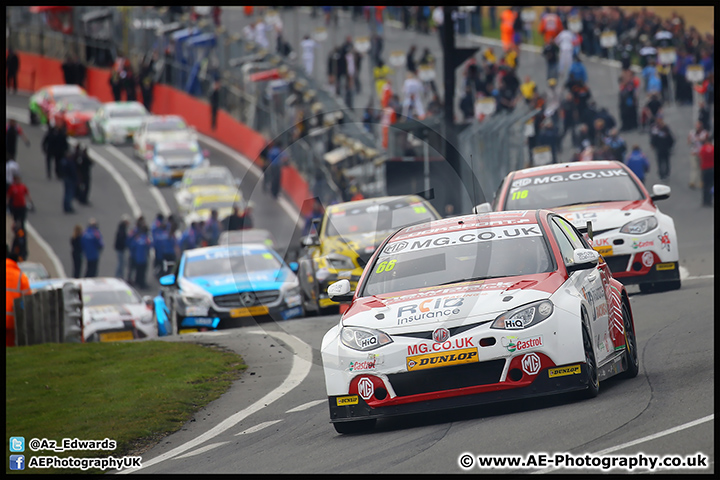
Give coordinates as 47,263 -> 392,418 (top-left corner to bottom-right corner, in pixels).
487,161 -> 680,293
321,210 -> 638,433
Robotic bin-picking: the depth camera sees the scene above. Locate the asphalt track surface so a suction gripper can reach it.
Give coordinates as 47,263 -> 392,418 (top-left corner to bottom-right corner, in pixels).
6,10 -> 714,473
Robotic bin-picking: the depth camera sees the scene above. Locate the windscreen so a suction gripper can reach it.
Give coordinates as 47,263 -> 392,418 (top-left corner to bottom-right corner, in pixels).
325,201 -> 435,237
504,168 -> 644,210
84,288 -> 141,307
64,97 -> 100,112
109,107 -> 147,118
149,119 -> 187,131
362,226 -> 553,296
187,172 -> 232,187
184,250 -> 283,278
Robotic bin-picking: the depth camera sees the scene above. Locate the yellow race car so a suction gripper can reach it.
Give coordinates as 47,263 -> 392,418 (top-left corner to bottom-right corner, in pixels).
298,195 -> 441,314
184,191 -> 246,226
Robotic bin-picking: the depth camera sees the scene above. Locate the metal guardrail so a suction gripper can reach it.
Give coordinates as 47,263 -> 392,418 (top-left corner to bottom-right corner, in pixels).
13,282 -> 83,346
457,106 -> 540,203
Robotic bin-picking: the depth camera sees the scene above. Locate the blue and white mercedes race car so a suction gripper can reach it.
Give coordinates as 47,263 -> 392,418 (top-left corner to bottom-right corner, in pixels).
154,244 -> 304,334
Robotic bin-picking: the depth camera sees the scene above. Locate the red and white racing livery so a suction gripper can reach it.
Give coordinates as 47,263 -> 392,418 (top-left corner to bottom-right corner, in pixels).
321,210 -> 639,433
490,161 -> 680,293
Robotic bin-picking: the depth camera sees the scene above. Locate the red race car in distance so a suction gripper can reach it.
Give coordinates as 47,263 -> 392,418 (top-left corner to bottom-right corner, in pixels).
49,96 -> 102,136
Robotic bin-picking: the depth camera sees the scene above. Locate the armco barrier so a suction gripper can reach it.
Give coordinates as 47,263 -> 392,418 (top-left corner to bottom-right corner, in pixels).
11,51 -> 313,216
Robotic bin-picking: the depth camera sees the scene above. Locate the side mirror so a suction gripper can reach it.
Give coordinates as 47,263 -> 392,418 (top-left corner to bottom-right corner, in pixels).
328,279 -> 354,302
159,274 -> 176,286
650,184 -> 671,202
289,261 -> 299,273
473,202 -> 493,214
202,149 -> 210,158
566,248 -> 599,274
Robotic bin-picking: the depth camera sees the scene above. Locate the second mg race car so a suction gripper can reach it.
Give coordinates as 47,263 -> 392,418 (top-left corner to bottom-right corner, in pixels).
486,161 -> 680,293
321,210 -> 638,433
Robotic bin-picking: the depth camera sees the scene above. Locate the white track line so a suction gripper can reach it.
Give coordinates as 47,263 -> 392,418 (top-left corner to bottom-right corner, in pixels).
533,414 -> 715,474
103,144 -> 172,217
234,419 -> 283,436
118,330 -> 313,473
5,107 -> 141,219
173,441 -> 229,460
285,399 -> 326,413
196,133 -> 304,227
67,138 -> 143,219
24,220 -> 67,278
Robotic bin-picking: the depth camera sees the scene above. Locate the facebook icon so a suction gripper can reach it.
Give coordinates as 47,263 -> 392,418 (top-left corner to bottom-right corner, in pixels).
10,455 -> 25,470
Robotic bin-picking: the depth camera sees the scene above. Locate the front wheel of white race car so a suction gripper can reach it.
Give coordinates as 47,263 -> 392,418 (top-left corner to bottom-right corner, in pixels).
333,418 -> 376,435
620,302 -> 639,379
580,322 -> 599,399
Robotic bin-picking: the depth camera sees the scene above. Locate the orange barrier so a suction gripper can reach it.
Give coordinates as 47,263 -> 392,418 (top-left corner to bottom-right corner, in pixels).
10,50 -> 313,216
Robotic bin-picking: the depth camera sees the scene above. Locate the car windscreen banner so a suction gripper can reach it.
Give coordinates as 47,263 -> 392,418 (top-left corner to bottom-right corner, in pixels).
511,168 -> 627,188
381,225 -> 543,257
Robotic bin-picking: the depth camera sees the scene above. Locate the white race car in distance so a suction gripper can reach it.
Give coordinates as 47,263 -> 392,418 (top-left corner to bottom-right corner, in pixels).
133,115 -> 197,160
487,161 -> 680,293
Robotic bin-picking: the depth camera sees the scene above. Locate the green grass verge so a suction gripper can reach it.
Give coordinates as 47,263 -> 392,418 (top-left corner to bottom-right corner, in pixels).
6,341 -> 246,474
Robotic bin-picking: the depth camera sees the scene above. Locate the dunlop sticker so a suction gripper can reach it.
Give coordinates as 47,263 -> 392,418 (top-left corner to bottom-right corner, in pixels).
548,364 -> 581,378
406,347 -> 479,371
336,395 -> 359,406
656,262 -> 676,271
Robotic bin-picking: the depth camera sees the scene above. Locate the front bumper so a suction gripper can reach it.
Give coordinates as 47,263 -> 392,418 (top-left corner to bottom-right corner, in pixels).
179,291 -> 304,331
328,362 -> 590,422
592,229 -> 679,285
322,309 -> 587,421
107,129 -> 138,144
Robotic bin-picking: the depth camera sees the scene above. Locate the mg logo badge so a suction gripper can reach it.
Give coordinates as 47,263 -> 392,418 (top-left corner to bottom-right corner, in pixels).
432,327 -> 450,343
521,353 -> 541,376
383,241 -> 408,255
240,292 -> 256,307
357,377 -> 374,400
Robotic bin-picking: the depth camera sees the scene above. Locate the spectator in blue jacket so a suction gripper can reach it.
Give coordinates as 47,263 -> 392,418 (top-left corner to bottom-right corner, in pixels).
129,224 -> 151,289
625,145 -> 650,185
568,55 -> 587,85
151,213 -> 166,272
180,222 -> 200,252
81,218 -> 104,277
203,210 -> 221,246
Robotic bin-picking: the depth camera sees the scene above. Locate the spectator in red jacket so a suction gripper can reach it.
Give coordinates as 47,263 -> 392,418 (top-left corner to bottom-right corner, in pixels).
6,174 -> 33,228
699,138 -> 714,207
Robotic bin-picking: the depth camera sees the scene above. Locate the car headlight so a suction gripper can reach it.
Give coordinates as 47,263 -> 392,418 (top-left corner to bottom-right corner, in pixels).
155,155 -> 166,166
181,292 -> 210,306
340,326 -> 393,351
620,216 -> 658,235
491,300 -> 554,330
326,253 -> 356,271
139,313 -> 154,324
